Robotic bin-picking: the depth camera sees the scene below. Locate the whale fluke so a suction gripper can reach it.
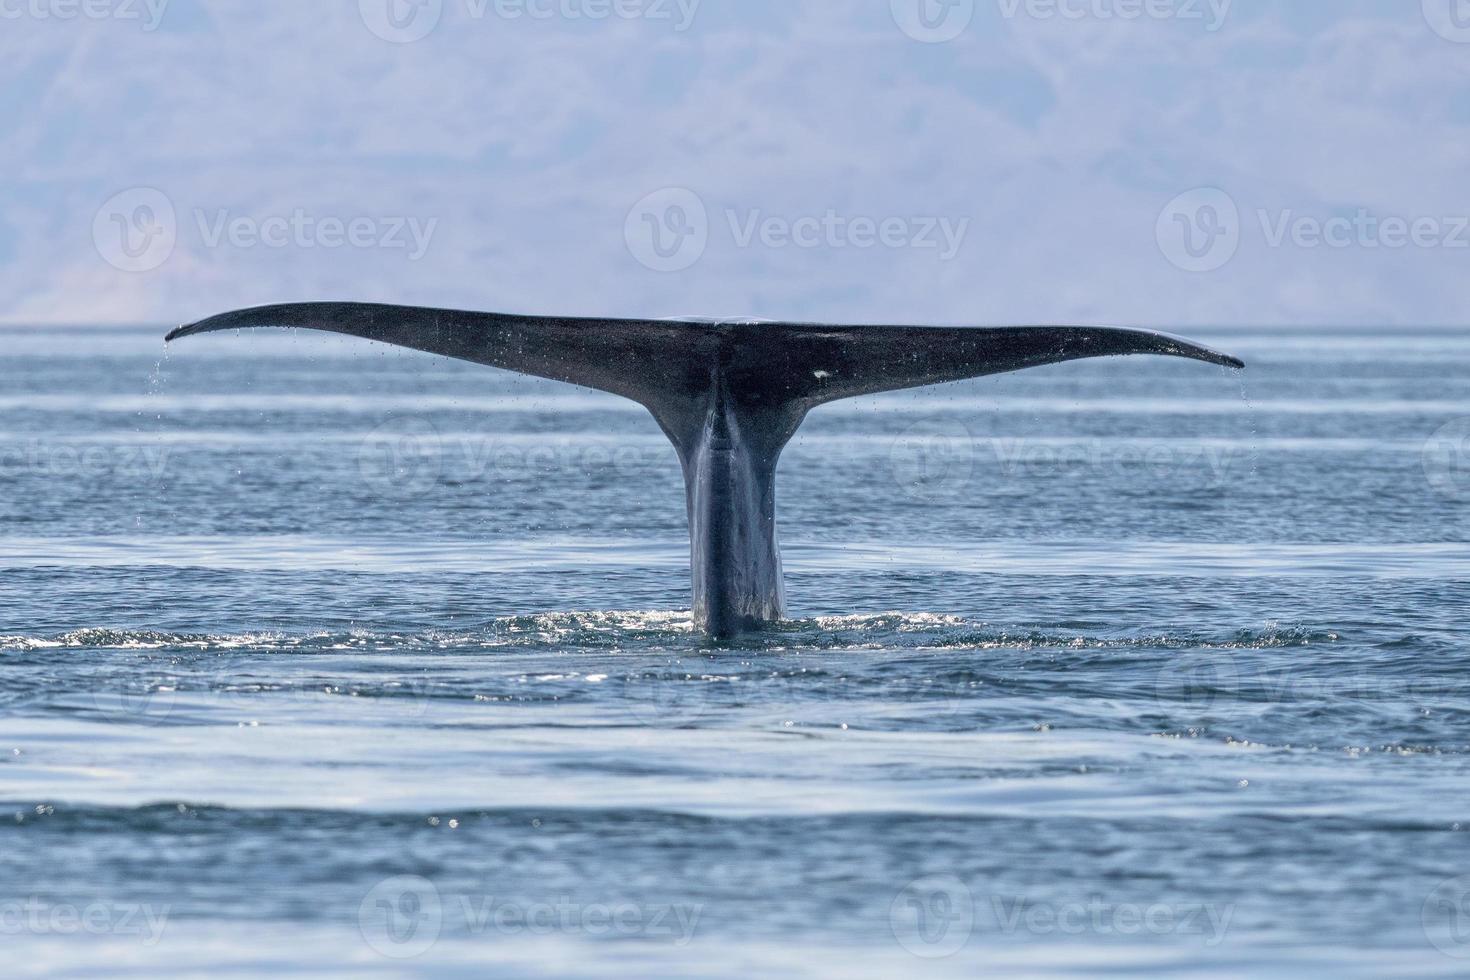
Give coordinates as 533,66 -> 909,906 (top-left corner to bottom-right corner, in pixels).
168,302 -> 1243,637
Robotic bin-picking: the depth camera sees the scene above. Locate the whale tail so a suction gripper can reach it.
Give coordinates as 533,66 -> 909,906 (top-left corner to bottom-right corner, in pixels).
167,303 -> 1243,636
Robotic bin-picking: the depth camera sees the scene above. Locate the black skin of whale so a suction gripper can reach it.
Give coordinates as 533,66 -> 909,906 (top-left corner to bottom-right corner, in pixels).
166,304 -> 1244,638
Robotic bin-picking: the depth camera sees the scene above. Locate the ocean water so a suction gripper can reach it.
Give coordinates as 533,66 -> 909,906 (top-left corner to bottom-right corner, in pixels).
2,323 -> 1469,977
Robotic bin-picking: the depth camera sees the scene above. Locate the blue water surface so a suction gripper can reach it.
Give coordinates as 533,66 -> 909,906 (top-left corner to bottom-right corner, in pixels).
1,324 -> 1469,977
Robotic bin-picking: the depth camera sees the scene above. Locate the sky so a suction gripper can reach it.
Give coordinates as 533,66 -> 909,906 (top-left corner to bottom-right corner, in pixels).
2,0 -> 1468,328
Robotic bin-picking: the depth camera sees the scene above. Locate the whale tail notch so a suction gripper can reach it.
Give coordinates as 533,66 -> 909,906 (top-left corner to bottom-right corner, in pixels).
167,302 -> 1243,636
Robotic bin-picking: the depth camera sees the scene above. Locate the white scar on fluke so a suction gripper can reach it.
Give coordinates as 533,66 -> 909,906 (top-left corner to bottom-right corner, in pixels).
167,304 -> 1243,638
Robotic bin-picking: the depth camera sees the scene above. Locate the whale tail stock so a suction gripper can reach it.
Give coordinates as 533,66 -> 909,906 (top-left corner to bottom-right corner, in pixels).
167,303 -> 1243,637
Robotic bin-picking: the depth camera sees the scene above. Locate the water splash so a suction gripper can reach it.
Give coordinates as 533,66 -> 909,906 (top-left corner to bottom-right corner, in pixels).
0,617 -> 1346,655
